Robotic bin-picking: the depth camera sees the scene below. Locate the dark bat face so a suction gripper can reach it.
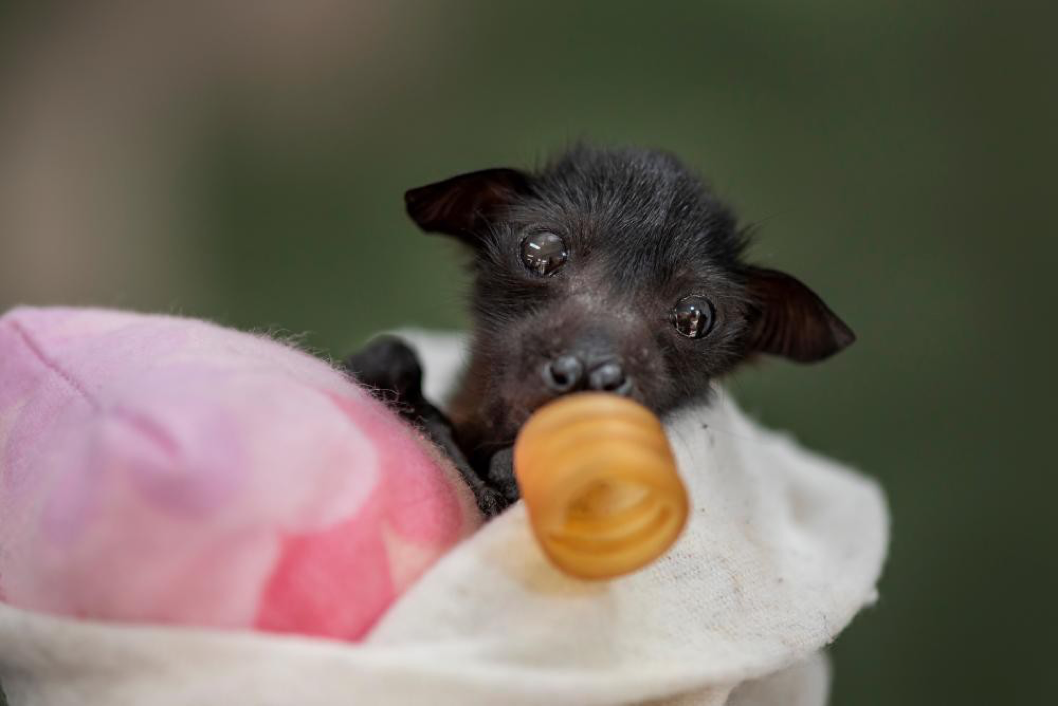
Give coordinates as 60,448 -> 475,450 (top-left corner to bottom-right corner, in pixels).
404,146 -> 854,454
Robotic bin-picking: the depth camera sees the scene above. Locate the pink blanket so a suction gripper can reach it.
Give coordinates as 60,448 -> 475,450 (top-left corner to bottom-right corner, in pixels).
0,307 -> 480,641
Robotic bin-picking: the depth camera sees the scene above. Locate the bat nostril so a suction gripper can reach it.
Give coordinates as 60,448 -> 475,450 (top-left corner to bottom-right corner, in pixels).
543,355 -> 585,393
588,361 -> 631,395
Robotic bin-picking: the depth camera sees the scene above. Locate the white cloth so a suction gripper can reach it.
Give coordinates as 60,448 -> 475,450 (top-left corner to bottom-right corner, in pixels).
0,332 -> 887,705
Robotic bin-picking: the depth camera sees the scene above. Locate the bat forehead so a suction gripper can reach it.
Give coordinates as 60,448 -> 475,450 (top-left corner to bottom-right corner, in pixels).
508,199 -> 728,272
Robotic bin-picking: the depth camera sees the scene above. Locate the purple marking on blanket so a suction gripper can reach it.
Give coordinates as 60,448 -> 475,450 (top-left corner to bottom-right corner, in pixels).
118,409 -> 245,518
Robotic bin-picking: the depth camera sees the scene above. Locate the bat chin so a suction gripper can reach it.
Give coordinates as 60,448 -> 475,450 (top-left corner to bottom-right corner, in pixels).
493,393 -> 555,441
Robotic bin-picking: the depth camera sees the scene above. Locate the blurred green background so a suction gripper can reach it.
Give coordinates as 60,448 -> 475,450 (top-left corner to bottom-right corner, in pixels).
1,1 -> 1055,703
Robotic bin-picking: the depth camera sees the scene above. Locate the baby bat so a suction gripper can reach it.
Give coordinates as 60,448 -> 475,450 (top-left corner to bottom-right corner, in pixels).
344,145 -> 854,516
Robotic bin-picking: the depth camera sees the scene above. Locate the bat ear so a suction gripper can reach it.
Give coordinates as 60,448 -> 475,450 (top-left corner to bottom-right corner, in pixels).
743,267 -> 855,362
404,168 -> 530,245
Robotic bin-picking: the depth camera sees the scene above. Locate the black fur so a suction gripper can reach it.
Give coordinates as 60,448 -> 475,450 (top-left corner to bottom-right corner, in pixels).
346,145 -> 854,516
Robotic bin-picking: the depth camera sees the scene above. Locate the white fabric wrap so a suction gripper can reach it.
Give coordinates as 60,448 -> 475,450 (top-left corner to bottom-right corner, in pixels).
0,332 -> 887,706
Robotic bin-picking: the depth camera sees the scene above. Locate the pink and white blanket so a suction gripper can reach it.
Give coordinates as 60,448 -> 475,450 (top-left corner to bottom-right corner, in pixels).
0,307 -> 887,706
0,307 -> 479,642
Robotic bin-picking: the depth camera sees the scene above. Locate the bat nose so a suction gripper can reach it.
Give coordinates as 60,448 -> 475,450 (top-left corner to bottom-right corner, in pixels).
587,360 -> 632,395
543,355 -> 632,396
543,355 -> 585,393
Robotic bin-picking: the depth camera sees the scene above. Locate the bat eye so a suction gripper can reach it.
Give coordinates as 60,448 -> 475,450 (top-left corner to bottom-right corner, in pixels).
521,231 -> 568,276
672,295 -> 715,338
